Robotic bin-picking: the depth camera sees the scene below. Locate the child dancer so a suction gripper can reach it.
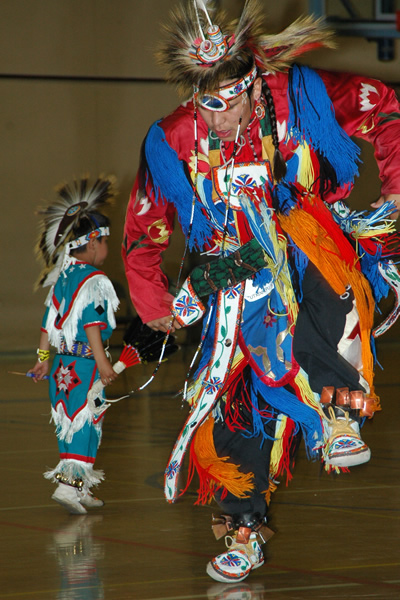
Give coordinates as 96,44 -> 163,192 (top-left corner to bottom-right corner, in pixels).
29,176 -> 120,514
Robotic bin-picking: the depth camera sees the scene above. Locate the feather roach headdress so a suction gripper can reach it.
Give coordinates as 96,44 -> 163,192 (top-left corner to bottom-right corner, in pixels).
156,0 -> 335,95
35,175 -> 117,288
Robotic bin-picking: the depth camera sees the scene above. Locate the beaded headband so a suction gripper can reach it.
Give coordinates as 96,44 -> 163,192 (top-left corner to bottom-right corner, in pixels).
68,226 -> 110,250
35,176 -> 116,287
195,65 -> 257,111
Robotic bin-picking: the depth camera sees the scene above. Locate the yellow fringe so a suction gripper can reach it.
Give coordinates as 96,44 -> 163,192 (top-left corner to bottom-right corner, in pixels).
353,221 -> 396,239
192,416 -> 255,500
228,349 -> 246,375
278,208 -> 376,395
261,228 -> 299,328
269,416 -> 288,480
295,142 -> 314,190
294,371 -> 325,417
186,379 -> 203,407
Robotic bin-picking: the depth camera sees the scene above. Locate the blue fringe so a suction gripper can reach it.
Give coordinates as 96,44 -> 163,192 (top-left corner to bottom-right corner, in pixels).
288,236 -> 309,302
360,252 -> 390,303
144,122 -> 213,250
333,200 -> 398,236
272,180 -> 298,215
251,375 -> 323,460
329,202 -> 394,303
247,387 -> 281,447
284,154 -> 300,189
288,65 -> 360,188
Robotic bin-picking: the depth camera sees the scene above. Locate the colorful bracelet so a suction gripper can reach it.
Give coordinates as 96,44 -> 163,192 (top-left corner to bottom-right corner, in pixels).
37,348 -> 50,363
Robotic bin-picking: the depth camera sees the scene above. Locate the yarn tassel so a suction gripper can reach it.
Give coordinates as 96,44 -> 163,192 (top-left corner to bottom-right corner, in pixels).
269,415 -> 297,484
288,64 -> 360,189
252,376 -> 323,459
293,370 -> 324,416
279,206 -> 376,394
294,142 -> 315,190
185,415 -> 255,504
264,478 -> 279,506
144,121 -> 213,250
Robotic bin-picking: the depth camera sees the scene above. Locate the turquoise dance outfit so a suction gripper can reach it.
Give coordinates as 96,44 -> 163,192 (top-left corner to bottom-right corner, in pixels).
42,255 -> 119,492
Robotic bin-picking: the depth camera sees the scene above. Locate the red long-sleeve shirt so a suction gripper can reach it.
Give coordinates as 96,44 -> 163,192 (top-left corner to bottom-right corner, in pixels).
123,68 -> 400,323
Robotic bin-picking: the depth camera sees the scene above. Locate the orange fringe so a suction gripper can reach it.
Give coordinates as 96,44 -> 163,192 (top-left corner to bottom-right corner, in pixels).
263,478 -> 278,506
278,207 -> 377,400
190,416 -> 255,504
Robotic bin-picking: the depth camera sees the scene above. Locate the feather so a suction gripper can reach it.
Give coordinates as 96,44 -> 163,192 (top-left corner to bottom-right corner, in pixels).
257,15 -> 335,71
34,175 -> 117,288
195,0 -> 213,25
156,0 -> 335,96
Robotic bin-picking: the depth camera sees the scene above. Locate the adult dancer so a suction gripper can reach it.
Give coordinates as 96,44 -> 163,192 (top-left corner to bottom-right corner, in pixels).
123,0 -> 400,583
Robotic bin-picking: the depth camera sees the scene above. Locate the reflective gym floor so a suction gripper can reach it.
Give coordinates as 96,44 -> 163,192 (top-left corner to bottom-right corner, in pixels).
1,334 -> 399,600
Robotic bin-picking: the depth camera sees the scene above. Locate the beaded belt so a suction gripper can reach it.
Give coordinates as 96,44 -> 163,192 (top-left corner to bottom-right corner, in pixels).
59,340 -> 94,359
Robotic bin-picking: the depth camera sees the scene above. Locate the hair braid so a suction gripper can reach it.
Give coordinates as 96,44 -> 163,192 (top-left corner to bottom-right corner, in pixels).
262,79 -> 287,182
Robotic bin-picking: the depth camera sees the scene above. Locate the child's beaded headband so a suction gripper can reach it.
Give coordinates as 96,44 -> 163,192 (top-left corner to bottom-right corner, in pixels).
35,176 -> 116,287
68,226 -> 110,251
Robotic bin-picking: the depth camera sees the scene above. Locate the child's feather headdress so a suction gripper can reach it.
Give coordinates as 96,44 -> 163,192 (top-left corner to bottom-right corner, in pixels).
35,175 -> 117,288
156,0 -> 335,95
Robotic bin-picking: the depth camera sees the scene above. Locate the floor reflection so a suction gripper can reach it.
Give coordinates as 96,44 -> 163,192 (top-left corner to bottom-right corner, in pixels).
207,582 -> 266,600
48,516 -> 104,600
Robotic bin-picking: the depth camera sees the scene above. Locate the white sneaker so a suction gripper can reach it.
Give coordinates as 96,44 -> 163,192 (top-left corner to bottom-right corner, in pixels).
206,532 -> 264,583
323,407 -> 371,467
78,491 -> 104,508
52,484 -> 87,515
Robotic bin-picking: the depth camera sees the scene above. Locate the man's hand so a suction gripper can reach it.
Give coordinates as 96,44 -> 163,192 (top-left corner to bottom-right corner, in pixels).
371,194 -> 400,220
146,316 -> 181,332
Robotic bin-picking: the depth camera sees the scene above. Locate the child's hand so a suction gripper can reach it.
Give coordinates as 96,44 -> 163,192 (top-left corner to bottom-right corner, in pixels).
97,359 -> 118,386
28,360 -> 49,383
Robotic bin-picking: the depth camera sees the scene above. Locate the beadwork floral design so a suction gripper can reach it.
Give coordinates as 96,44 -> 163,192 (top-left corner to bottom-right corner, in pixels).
221,553 -> 244,567
231,173 -> 257,196
165,460 -> 179,479
203,376 -> 223,394
174,293 -> 199,317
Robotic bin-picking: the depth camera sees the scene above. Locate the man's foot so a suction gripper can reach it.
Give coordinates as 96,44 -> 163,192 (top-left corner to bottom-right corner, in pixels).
78,491 -> 105,508
324,407 -> 371,467
52,484 -> 87,515
206,532 -> 264,583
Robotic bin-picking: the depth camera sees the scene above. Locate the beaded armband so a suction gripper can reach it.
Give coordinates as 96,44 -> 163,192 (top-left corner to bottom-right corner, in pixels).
37,348 -> 50,363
